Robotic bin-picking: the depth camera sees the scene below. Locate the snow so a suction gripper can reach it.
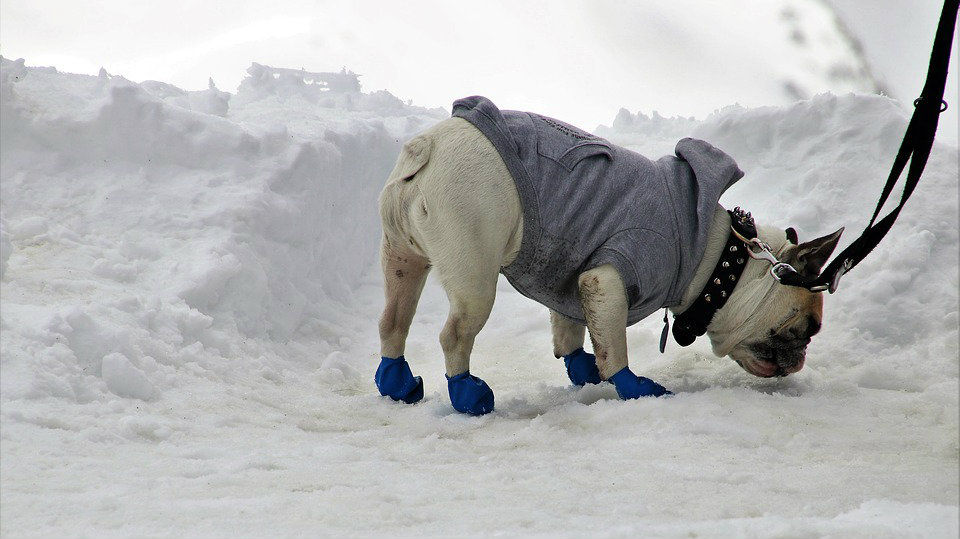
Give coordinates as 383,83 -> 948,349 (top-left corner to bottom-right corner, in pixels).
828,0 -> 960,143
1,57 -> 957,538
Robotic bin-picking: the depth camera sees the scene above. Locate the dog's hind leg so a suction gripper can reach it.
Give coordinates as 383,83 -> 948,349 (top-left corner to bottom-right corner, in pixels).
578,265 -> 671,399
374,239 -> 431,404
551,311 -> 600,386
383,117 -> 518,414
379,241 -> 431,359
414,206 -> 502,414
432,256 -> 499,415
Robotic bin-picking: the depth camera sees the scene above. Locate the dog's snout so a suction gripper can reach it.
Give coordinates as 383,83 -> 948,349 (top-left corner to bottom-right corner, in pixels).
744,336 -> 809,377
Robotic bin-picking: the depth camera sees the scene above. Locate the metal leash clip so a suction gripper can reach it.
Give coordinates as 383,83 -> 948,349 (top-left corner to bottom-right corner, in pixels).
826,258 -> 854,294
770,261 -> 802,283
730,227 -> 803,283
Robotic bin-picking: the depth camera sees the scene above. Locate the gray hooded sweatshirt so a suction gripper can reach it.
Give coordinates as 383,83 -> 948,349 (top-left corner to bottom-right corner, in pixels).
451,96 -> 744,326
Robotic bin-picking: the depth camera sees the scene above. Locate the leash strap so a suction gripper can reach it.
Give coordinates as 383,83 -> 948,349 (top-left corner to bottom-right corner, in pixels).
810,0 -> 959,293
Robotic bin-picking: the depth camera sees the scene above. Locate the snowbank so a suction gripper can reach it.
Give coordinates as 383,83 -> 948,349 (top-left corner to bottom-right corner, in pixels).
1,58 -> 956,538
1,57 -> 444,403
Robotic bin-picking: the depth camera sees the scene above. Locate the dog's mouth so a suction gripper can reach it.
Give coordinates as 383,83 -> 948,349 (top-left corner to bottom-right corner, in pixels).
735,357 -> 805,378
733,339 -> 809,378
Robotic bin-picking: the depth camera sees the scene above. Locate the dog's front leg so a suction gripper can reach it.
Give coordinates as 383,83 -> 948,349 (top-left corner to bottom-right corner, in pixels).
577,265 -> 672,399
577,265 -> 629,380
550,310 -> 585,358
551,310 -> 601,386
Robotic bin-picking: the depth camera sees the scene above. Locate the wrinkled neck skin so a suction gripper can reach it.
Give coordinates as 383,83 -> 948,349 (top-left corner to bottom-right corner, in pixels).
671,204 -> 732,315
671,205 -> 789,357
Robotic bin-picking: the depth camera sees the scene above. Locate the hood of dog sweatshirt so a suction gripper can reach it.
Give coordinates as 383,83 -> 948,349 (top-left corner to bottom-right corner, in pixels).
452,96 -> 744,326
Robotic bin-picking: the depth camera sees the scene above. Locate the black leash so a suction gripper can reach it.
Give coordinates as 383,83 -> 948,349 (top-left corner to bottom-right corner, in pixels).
802,0 -> 959,293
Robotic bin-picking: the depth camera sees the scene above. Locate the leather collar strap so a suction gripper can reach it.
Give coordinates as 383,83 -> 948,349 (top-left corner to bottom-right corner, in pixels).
671,209 -> 753,347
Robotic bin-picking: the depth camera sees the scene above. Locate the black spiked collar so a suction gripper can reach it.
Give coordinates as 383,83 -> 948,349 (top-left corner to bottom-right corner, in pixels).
671,208 -> 755,347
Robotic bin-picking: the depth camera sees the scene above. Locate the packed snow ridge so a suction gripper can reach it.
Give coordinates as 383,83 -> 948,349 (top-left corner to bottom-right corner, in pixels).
0,58 -> 956,537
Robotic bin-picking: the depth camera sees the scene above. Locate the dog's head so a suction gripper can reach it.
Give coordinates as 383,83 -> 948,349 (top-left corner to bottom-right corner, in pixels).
706,225 -> 843,377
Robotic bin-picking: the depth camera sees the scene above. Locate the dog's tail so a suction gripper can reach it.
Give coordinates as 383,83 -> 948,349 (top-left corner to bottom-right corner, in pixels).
378,134 -> 433,257
386,134 -> 432,185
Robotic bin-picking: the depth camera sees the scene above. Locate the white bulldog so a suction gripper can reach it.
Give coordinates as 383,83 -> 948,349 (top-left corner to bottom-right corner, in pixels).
375,111 -> 841,415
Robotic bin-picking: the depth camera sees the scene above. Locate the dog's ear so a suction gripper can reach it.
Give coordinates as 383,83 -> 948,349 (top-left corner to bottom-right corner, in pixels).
795,228 -> 844,276
785,227 -> 799,245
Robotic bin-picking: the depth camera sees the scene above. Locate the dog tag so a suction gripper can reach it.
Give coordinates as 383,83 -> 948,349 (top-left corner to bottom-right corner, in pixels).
659,308 -> 669,354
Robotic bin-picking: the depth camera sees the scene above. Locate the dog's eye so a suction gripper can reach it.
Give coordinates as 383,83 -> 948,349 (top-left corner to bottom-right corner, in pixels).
774,309 -> 801,333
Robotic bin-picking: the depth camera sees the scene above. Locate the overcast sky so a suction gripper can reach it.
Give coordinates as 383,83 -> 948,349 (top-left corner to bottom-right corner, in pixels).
2,0 -> 956,139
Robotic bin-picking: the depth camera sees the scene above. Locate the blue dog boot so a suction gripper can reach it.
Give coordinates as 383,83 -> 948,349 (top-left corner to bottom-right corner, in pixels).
375,356 -> 424,404
609,367 -> 672,399
563,348 -> 602,386
446,371 -> 495,415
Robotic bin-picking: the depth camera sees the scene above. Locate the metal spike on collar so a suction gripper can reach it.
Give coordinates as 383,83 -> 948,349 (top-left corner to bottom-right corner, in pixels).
732,206 -> 754,227
672,209 -> 755,349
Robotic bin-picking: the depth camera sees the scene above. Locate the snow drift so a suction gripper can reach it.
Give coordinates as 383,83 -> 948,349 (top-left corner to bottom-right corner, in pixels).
1,58 -> 957,538
1,57 -> 444,404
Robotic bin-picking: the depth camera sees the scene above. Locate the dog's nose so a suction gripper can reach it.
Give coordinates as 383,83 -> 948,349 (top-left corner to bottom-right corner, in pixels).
804,316 -> 821,338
